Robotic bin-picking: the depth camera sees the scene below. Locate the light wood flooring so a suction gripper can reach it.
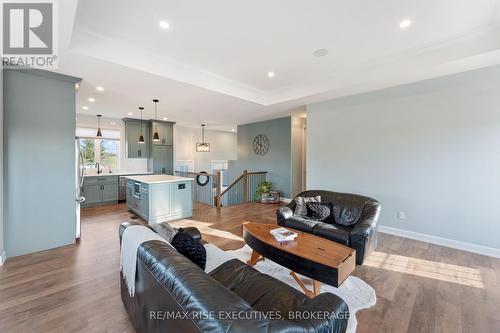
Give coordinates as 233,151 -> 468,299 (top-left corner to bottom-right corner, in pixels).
0,202 -> 499,332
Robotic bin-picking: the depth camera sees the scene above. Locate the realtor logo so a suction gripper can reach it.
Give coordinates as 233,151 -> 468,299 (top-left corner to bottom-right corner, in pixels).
1,0 -> 58,68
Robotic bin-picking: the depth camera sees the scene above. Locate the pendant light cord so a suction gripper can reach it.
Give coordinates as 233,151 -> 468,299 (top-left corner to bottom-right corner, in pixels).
153,99 -> 159,130
140,107 -> 143,135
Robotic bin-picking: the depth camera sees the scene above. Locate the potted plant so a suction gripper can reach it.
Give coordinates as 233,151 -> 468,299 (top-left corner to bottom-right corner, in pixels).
255,181 -> 273,203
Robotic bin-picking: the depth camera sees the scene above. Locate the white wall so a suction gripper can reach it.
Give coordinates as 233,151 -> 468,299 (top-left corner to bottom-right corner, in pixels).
174,125 -> 237,173
76,114 -> 149,172
308,65 -> 500,252
291,117 -> 306,197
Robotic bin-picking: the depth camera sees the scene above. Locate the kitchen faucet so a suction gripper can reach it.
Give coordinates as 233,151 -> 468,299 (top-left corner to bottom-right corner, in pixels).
96,163 -> 102,174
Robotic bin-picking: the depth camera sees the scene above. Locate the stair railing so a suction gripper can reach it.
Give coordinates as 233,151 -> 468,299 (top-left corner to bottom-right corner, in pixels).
216,170 -> 267,208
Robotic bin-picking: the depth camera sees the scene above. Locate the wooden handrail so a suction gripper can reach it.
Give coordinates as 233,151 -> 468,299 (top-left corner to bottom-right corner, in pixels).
215,171 -> 222,209
174,171 -> 216,177
217,170 -> 267,208
247,171 -> 267,175
243,170 -> 248,203
220,173 -> 244,197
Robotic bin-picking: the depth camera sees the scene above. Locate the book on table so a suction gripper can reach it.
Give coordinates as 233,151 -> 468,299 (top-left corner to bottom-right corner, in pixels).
270,227 -> 297,242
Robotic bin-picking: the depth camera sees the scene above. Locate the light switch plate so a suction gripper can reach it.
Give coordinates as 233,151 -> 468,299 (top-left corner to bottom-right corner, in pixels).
398,211 -> 406,220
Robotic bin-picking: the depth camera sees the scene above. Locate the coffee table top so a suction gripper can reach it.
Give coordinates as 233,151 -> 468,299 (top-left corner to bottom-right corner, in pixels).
243,222 -> 354,269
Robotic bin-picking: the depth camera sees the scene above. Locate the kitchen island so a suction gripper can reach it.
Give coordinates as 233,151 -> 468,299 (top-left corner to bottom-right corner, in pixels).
125,175 -> 193,224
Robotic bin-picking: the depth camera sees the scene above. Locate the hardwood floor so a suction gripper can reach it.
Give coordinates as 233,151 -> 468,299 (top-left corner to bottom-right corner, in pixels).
0,202 -> 499,332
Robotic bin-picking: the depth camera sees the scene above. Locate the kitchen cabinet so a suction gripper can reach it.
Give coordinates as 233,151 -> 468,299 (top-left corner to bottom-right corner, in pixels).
83,184 -> 102,206
139,184 -> 150,220
124,119 -> 150,158
151,121 -> 174,146
152,145 -> 173,174
82,176 -> 119,207
102,183 -> 119,202
125,180 -> 139,211
125,175 -> 193,224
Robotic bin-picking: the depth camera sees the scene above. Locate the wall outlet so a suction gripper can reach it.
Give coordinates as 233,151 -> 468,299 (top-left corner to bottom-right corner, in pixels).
398,211 -> 406,220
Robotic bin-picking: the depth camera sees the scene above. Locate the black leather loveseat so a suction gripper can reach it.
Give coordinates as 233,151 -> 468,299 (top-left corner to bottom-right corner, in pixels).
119,222 -> 349,333
277,190 -> 381,265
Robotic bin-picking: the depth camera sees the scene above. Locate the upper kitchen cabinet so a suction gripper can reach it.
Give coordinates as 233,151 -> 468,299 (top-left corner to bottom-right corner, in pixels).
124,118 -> 150,158
152,145 -> 173,174
151,121 -> 174,146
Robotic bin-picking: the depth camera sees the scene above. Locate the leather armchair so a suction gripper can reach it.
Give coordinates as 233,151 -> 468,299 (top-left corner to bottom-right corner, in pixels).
119,222 -> 349,333
277,190 -> 381,265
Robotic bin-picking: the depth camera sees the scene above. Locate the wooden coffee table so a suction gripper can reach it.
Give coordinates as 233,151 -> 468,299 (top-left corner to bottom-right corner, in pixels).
242,222 -> 356,298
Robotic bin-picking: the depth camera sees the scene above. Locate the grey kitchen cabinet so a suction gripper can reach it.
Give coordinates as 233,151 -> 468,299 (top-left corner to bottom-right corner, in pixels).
151,121 -> 174,146
152,145 -> 173,174
125,180 -> 150,220
82,176 -> 119,207
82,184 -> 102,206
173,181 -> 192,215
125,177 -> 193,224
125,119 -> 150,158
139,184 -> 150,220
102,183 -> 119,202
125,180 -> 139,211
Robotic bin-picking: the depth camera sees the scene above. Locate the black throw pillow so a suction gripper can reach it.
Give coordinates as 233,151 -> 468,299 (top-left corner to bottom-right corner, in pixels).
306,202 -> 332,222
171,228 -> 206,270
333,206 -> 362,226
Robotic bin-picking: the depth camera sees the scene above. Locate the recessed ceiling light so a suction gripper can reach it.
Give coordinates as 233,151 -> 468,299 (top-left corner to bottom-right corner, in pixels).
313,49 -> 329,57
399,19 -> 412,29
163,117 -> 168,121
88,97 -> 96,102
82,106 -> 88,110
128,112 -> 133,116
96,86 -> 104,92
267,71 -> 275,78
159,20 -> 170,30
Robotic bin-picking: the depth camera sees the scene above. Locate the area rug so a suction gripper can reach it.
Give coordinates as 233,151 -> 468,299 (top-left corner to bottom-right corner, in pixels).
223,245 -> 377,333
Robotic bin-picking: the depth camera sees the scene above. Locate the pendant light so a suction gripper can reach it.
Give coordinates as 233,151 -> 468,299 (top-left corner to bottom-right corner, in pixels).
96,115 -> 102,137
196,124 -> 211,152
138,107 -> 145,144
152,99 -> 160,141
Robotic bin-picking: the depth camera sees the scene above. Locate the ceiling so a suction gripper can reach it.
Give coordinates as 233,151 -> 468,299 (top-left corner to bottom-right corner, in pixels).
56,0 -> 500,130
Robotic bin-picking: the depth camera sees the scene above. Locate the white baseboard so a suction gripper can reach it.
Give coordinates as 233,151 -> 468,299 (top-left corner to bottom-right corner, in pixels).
379,225 -> 500,259
0,250 -> 6,266
281,197 -> 292,204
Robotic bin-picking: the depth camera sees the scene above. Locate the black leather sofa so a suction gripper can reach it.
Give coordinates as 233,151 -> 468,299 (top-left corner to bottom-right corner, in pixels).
277,190 -> 381,265
119,221 -> 349,333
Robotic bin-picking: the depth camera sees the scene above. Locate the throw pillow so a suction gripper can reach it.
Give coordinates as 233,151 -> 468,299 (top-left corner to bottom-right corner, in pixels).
306,202 -> 332,221
333,206 -> 362,226
294,196 -> 321,216
171,228 -> 207,270
150,222 -> 178,243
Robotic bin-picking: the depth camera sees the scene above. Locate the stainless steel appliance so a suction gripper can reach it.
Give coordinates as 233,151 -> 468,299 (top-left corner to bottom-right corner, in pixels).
119,176 -> 127,201
75,138 -> 86,239
133,182 -> 141,198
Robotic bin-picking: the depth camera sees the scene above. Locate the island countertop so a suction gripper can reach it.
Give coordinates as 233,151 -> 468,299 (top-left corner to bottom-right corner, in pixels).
124,174 -> 193,184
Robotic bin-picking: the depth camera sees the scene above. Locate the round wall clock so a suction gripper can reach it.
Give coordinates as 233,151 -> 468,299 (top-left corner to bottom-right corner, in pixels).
253,134 -> 270,155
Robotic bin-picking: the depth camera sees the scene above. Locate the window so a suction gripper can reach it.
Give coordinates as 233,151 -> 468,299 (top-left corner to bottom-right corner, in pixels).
211,160 -> 228,172
80,138 -> 120,171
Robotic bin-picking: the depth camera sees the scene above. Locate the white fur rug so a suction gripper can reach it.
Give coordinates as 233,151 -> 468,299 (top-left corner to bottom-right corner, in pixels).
224,245 -> 376,333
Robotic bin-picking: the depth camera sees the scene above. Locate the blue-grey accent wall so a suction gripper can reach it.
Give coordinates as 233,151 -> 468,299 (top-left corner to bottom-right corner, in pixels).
4,69 -> 79,258
229,117 -> 292,198
0,67 -> 4,262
